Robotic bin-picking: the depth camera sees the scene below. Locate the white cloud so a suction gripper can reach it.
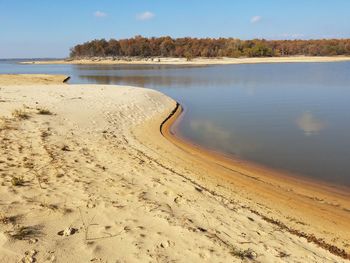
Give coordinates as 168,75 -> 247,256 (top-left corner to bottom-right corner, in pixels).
250,16 -> 262,24
94,11 -> 107,18
136,11 -> 155,21
189,120 -> 258,155
296,112 -> 326,136
190,120 -> 231,143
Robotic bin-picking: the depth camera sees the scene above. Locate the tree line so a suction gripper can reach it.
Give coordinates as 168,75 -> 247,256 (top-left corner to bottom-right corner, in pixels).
69,36 -> 350,59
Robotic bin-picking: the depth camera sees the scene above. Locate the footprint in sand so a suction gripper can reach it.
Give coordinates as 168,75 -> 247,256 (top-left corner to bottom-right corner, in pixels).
57,227 -> 78,236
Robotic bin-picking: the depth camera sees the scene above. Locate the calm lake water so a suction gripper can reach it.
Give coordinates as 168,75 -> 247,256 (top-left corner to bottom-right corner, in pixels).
1,59 -> 350,187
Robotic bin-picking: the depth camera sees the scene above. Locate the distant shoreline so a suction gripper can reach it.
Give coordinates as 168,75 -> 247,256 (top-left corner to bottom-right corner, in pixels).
20,56 -> 350,65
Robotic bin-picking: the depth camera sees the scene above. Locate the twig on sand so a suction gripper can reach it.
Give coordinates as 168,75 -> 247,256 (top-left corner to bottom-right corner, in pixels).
32,169 -> 43,189
78,208 -> 91,242
78,208 -> 125,241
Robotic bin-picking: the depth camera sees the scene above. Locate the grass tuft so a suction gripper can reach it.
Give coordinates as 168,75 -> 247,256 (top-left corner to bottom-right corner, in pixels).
11,176 -> 25,186
36,107 -> 53,115
0,213 -> 21,225
0,118 -> 15,131
12,109 -> 30,119
7,225 -> 43,240
232,248 -> 256,260
61,145 -> 71,151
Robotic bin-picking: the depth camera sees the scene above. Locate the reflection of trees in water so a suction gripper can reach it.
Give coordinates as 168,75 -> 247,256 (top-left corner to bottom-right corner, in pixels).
72,63 -> 350,91
72,64 -> 271,88
72,64 -> 204,71
77,75 -> 193,87
76,74 -> 243,88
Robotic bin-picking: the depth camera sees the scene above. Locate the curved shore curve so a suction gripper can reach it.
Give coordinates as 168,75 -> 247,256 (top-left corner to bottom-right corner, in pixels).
158,101 -> 350,259
161,102 -> 350,195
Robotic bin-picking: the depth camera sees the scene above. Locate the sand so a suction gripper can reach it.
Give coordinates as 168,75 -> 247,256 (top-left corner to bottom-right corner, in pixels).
21,56 -> 350,65
0,74 -> 69,85
0,75 -> 349,262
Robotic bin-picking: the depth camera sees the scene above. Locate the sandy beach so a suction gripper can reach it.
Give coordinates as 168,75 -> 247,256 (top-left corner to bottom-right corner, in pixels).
0,74 -> 69,85
21,56 -> 350,66
0,74 -> 349,262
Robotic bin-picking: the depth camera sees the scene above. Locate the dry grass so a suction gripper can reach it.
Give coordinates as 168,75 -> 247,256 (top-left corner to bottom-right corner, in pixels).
39,202 -> 59,212
12,109 -> 30,119
36,107 -> 53,115
0,213 -> 21,225
61,145 -> 71,151
7,225 -> 43,240
0,117 -> 15,131
232,248 -> 256,259
11,176 -> 25,186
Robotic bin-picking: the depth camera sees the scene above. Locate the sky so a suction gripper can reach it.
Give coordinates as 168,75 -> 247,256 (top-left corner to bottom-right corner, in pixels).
1,0 -> 350,58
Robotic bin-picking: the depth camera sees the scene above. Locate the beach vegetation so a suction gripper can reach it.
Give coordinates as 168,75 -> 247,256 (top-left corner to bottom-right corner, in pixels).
0,117 -> 15,131
232,248 -> 256,259
36,107 -> 53,115
12,109 -> 30,120
0,213 -> 21,225
185,51 -> 193,61
11,176 -> 25,186
7,225 -> 43,240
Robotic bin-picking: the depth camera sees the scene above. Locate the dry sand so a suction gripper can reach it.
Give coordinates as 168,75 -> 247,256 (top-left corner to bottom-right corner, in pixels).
0,74 -> 69,85
21,56 -> 350,66
0,75 -> 349,262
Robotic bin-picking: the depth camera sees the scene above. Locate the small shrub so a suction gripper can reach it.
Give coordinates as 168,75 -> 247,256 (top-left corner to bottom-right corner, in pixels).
0,214 -> 11,224
61,145 -> 71,151
12,109 -> 30,120
36,108 -> 52,115
11,176 -> 25,186
185,52 -> 193,61
41,130 -> 50,139
0,213 -> 19,225
8,225 -> 43,240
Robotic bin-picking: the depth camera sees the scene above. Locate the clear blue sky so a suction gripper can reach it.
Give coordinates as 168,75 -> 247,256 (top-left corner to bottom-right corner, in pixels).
1,0 -> 350,58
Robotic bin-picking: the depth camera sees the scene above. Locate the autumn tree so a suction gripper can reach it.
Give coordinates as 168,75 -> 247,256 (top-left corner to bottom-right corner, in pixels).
69,36 -> 350,59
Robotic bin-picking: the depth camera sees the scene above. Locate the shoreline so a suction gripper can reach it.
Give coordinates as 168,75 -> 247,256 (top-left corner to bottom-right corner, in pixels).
0,74 -> 349,261
158,101 -> 350,258
165,104 -> 350,195
162,102 -> 350,199
20,56 -> 350,66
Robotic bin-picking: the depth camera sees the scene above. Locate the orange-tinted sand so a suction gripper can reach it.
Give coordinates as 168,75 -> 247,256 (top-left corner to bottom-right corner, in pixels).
159,104 -> 350,258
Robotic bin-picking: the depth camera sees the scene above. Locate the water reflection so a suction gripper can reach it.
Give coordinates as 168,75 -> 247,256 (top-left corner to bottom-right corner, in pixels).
190,120 -> 231,149
296,112 -> 327,136
72,64 -> 206,71
188,119 -> 259,156
77,75 -> 197,88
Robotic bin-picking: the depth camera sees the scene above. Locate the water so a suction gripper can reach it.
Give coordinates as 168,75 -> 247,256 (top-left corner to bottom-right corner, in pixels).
1,59 -> 350,187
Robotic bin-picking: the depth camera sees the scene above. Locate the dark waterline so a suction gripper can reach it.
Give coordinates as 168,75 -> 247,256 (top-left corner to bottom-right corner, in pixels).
1,60 -> 350,187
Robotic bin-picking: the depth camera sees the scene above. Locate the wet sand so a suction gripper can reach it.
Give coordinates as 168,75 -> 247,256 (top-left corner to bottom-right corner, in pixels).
0,74 -> 349,262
